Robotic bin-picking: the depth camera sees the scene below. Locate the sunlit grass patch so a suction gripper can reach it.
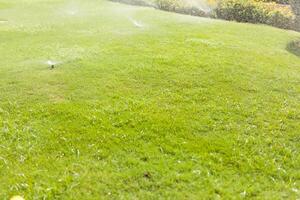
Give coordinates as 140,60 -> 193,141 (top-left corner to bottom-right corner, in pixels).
0,2 -> 11,9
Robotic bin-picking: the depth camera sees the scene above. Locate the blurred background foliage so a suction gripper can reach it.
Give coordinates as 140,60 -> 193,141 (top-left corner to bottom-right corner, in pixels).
110,0 -> 300,31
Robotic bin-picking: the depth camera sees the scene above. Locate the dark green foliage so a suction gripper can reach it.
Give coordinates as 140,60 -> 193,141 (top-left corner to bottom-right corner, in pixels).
215,0 -> 294,29
215,0 -> 264,23
155,0 -> 207,16
287,40 -> 300,56
290,0 -> 300,31
258,0 -> 289,4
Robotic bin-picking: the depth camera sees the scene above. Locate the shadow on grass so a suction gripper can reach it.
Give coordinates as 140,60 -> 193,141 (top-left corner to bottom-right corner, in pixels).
287,40 -> 300,57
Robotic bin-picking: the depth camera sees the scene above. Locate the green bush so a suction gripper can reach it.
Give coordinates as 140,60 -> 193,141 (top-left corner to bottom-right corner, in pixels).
109,0 -> 297,31
214,0 -> 295,29
255,0 -> 289,4
155,0 -> 207,16
290,0 -> 300,31
287,40 -> 300,56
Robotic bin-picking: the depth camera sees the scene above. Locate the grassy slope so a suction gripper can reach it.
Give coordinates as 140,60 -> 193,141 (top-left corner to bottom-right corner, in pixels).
0,0 -> 300,199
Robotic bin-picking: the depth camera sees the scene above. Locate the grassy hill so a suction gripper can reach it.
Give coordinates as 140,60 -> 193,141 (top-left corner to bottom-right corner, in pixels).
0,0 -> 299,199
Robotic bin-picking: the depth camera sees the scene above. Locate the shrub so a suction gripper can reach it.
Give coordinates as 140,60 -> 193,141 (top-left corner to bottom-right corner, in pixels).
290,0 -> 300,31
214,0 -> 295,29
287,40 -> 300,56
254,0 -> 289,4
262,2 -> 295,29
154,0 -> 209,17
109,0 -> 297,31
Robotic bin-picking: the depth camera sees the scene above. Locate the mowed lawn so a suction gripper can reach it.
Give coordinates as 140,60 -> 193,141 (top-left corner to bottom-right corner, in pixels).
0,0 -> 300,199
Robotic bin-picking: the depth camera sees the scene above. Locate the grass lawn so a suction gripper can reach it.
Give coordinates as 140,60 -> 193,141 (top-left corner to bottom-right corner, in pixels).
0,0 -> 300,199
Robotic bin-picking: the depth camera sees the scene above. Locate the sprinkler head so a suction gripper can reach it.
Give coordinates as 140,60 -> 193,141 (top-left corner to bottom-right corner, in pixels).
47,60 -> 56,69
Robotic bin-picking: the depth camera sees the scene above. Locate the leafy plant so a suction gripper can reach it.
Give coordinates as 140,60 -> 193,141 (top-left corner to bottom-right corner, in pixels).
287,40 -> 300,56
290,0 -> 300,31
155,0 -> 208,16
215,0 -> 294,29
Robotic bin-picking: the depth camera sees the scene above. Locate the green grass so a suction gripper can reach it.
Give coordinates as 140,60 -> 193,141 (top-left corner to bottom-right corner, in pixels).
0,0 -> 300,199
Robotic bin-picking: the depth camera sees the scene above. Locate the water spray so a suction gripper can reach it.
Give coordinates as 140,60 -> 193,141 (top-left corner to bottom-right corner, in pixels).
47,60 -> 57,69
67,10 -> 77,15
129,17 -> 143,28
186,0 -> 213,14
